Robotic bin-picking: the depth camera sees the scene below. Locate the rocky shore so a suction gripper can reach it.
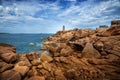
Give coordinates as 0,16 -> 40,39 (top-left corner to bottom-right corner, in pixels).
0,20 -> 120,80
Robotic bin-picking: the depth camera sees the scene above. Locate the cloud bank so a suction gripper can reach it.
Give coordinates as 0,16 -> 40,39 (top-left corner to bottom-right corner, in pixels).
0,0 -> 120,33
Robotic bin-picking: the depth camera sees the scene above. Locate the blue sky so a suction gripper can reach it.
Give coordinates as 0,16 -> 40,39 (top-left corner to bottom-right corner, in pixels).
0,0 -> 120,33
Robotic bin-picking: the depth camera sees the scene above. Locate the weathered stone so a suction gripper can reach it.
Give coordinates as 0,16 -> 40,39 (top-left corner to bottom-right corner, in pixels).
73,29 -> 94,38
0,70 -> 21,80
88,58 -> 108,65
31,58 -> 41,66
94,41 -> 104,51
44,42 -> 61,56
18,54 -> 31,67
106,54 -> 119,62
0,43 -> 16,53
26,76 -> 45,80
27,66 -> 39,77
39,69 -> 50,78
0,60 -> 13,72
0,43 -> 18,63
37,64 -> 43,69
26,52 -> 38,61
96,27 -> 108,33
42,61 -> 51,72
13,64 -> 29,76
96,65 -> 120,79
55,69 -> 67,80
68,37 -> 90,51
53,52 -> 60,57
59,56 -> 70,64
103,24 -> 120,36
0,52 -> 18,63
106,50 -> 120,57
64,69 -> 79,80
82,43 -> 101,58
54,57 -> 60,62
60,46 -> 73,56
40,52 -> 53,62
96,36 -> 120,57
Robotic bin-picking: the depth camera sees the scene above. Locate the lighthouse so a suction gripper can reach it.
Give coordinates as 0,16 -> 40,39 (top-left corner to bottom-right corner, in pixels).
63,25 -> 65,31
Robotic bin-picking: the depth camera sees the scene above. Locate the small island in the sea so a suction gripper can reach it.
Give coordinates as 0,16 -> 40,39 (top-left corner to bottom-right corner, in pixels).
0,20 -> 120,80
0,33 -> 10,34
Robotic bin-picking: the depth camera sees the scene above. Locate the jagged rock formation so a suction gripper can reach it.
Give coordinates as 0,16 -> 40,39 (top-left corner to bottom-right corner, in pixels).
0,20 -> 120,80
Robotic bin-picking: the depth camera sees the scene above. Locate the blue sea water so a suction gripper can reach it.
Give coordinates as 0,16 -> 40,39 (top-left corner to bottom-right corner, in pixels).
0,34 -> 52,53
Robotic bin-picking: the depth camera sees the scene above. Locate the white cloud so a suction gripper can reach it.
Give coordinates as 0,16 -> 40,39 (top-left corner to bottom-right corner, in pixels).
58,5 -> 79,17
57,0 -> 120,29
0,0 -> 120,33
25,16 -> 44,21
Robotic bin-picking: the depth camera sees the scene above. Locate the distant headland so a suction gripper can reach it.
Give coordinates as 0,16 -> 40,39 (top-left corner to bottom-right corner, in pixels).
0,33 -> 10,34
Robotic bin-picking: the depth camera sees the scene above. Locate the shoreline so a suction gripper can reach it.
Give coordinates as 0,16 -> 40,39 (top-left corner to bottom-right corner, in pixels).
0,20 -> 120,80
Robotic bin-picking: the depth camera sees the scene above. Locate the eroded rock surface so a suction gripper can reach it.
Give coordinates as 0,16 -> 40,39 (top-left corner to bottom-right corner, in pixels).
0,20 -> 120,80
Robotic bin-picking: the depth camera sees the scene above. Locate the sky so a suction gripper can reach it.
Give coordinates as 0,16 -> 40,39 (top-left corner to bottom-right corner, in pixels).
0,0 -> 120,33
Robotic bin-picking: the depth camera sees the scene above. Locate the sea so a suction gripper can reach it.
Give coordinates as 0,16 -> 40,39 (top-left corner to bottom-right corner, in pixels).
0,33 -> 52,54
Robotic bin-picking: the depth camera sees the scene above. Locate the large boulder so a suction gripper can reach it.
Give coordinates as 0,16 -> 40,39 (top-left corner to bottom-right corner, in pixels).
44,42 -> 60,56
39,69 -> 51,79
68,37 -> 90,51
13,54 -> 31,76
40,52 -> 53,62
0,43 -> 16,53
42,61 -> 52,72
31,58 -> 41,66
0,43 -> 18,63
94,41 -> 104,52
27,66 -> 39,77
0,60 -> 13,72
0,52 -> 18,63
26,52 -> 39,61
18,54 -> 31,67
13,64 -> 29,76
60,46 -> 73,56
0,70 -> 21,80
82,43 -> 101,58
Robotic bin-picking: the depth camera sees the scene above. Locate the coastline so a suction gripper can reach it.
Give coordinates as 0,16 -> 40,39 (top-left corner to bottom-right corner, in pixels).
0,20 -> 120,80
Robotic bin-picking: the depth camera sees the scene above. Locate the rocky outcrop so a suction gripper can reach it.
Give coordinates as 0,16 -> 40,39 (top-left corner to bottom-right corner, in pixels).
0,70 -> 21,80
0,59 -> 13,72
40,52 -> 53,62
0,20 -> 120,80
102,20 -> 120,36
43,20 -> 120,80
0,43 -> 18,63
82,42 -> 101,58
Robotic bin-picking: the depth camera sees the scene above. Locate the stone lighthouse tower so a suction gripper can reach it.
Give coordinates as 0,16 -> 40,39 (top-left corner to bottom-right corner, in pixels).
63,25 -> 65,31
